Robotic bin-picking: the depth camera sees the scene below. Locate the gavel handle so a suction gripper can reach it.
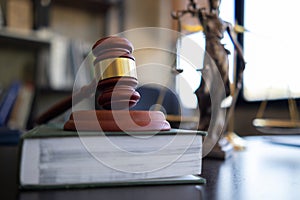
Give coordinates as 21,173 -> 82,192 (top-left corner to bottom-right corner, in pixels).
35,80 -> 96,125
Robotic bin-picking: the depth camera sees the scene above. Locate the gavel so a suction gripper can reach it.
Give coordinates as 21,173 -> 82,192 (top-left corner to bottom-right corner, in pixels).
92,36 -> 140,110
36,36 -> 170,132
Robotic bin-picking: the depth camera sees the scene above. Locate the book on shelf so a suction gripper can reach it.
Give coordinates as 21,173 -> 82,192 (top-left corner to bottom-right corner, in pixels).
0,2 -> 4,27
6,0 -> 33,31
8,83 -> 34,130
48,34 -> 72,90
47,36 -> 91,90
19,124 -> 206,189
32,0 -> 51,30
206,137 -> 233,159
0,81 -> 21,127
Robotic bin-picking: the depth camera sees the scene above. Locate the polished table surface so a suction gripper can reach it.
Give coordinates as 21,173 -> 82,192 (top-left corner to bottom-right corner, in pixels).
1,136 -> 300,200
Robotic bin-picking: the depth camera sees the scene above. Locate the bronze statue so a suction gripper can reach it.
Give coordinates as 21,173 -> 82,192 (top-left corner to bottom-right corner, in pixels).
196,0 -> 245,131
172,0 -> 246,153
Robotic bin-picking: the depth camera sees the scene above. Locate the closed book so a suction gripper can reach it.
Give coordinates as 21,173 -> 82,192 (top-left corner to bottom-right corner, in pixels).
8,83 -> 34,130
19,124 -> 206,189
0,81 -> 21,126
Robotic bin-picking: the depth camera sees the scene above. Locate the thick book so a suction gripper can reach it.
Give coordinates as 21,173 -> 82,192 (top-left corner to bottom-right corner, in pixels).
19,124 -> 206,189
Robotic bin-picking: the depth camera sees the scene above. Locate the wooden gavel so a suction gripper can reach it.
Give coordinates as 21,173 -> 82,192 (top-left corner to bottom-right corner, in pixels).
36,36 -> 170,132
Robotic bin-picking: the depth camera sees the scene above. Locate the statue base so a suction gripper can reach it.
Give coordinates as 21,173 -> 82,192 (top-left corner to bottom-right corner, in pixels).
206,132 -> 247,159
206,137 -> 234,160
225,131 -> 247,151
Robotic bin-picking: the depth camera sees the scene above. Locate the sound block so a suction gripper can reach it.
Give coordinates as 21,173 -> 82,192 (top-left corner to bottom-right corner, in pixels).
64,110 -> 171,132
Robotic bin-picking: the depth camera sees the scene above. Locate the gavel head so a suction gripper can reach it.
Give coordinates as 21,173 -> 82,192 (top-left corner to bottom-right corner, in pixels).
92,36 -> 141,110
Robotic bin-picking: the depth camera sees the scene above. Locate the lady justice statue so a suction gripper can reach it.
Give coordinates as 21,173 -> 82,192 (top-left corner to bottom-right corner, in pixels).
172,0 -> 246,154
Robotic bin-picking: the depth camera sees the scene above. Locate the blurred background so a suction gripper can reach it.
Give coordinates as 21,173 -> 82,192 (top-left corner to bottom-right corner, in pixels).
0,0 -> 299,137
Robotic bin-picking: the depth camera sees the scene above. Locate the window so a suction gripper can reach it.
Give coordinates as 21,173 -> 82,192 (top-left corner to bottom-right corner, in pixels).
243,0 -> 300,101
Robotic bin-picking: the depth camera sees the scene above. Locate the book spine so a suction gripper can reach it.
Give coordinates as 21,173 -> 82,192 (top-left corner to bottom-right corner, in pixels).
0,81 -> 21,126
0,3 -> 4,27
32,0 -> 51,30
6,0 -> 33,30
8,83 -> 34,130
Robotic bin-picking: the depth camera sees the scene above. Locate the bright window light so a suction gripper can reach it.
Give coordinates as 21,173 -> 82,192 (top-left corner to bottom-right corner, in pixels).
243,0 -> 300,101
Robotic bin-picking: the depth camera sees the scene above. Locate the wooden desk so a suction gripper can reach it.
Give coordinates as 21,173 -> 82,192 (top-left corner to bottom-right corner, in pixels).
1,136 -> 300,200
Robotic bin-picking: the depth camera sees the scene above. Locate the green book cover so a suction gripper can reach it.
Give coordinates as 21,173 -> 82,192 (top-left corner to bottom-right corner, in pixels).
20,175 -> 206,190
21,123 -> 207,139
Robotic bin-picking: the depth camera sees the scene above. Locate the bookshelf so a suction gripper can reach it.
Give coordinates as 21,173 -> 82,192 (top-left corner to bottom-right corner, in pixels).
0,28 -> 50,47
0,28 -> 51,130
0,0 -> 124,131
